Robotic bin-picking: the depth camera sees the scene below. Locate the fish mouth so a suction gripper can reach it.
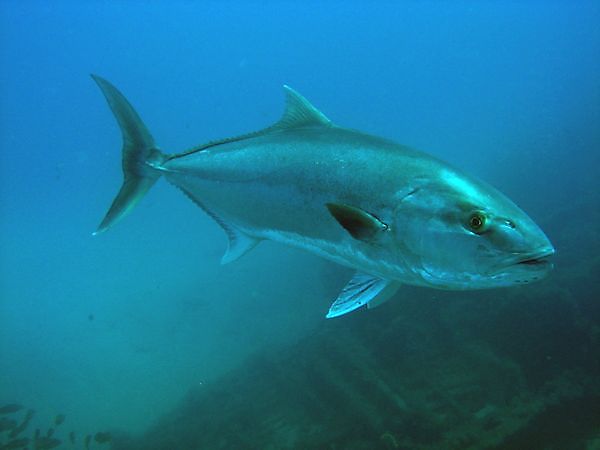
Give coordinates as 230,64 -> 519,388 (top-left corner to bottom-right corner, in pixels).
487,248 -> 555,278
514,248 -> 555,267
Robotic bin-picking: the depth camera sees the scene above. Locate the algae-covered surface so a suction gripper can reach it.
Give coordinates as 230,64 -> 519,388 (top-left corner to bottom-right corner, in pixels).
114,204 -> 600,449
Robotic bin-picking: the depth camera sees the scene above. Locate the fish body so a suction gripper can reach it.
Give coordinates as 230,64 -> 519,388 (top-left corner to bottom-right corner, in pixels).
163,126 -> 438,282
92,76 -> 554,317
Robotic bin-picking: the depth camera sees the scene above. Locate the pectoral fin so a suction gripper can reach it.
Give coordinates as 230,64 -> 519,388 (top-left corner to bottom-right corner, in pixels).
326,272 -> 399,318
367,282 -> 400,309
326,203 -> 388,242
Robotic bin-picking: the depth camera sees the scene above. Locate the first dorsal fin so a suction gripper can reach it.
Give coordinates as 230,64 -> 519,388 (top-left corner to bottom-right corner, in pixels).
272,85 -> 332,130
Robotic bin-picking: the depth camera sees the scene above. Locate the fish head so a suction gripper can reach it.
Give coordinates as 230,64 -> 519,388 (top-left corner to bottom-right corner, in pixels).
393,168 -> 555,288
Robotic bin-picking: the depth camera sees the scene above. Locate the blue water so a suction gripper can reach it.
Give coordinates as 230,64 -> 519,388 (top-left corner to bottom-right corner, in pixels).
0,1 -> 598,448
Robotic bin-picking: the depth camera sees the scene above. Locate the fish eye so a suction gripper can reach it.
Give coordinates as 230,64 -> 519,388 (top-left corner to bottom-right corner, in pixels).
467,212 -> 488,234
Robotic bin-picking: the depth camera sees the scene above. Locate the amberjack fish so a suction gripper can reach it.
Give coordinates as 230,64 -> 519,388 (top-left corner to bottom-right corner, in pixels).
92,76 -> 554,318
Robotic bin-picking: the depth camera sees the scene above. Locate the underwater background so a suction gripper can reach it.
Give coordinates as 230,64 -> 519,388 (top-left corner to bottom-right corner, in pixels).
0,1 -> 598,449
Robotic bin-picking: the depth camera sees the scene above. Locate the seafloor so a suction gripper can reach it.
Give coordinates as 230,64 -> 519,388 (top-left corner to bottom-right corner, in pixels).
110,204 -> 599,449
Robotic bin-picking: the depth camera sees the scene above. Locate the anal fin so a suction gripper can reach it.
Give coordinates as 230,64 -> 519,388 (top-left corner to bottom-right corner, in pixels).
220,226 -> 260,265
177,186 -> 260,264
326,272 -> 399,318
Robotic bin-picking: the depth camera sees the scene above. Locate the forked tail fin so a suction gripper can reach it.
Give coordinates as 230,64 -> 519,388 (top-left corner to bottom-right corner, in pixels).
91,74 -> 165,235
